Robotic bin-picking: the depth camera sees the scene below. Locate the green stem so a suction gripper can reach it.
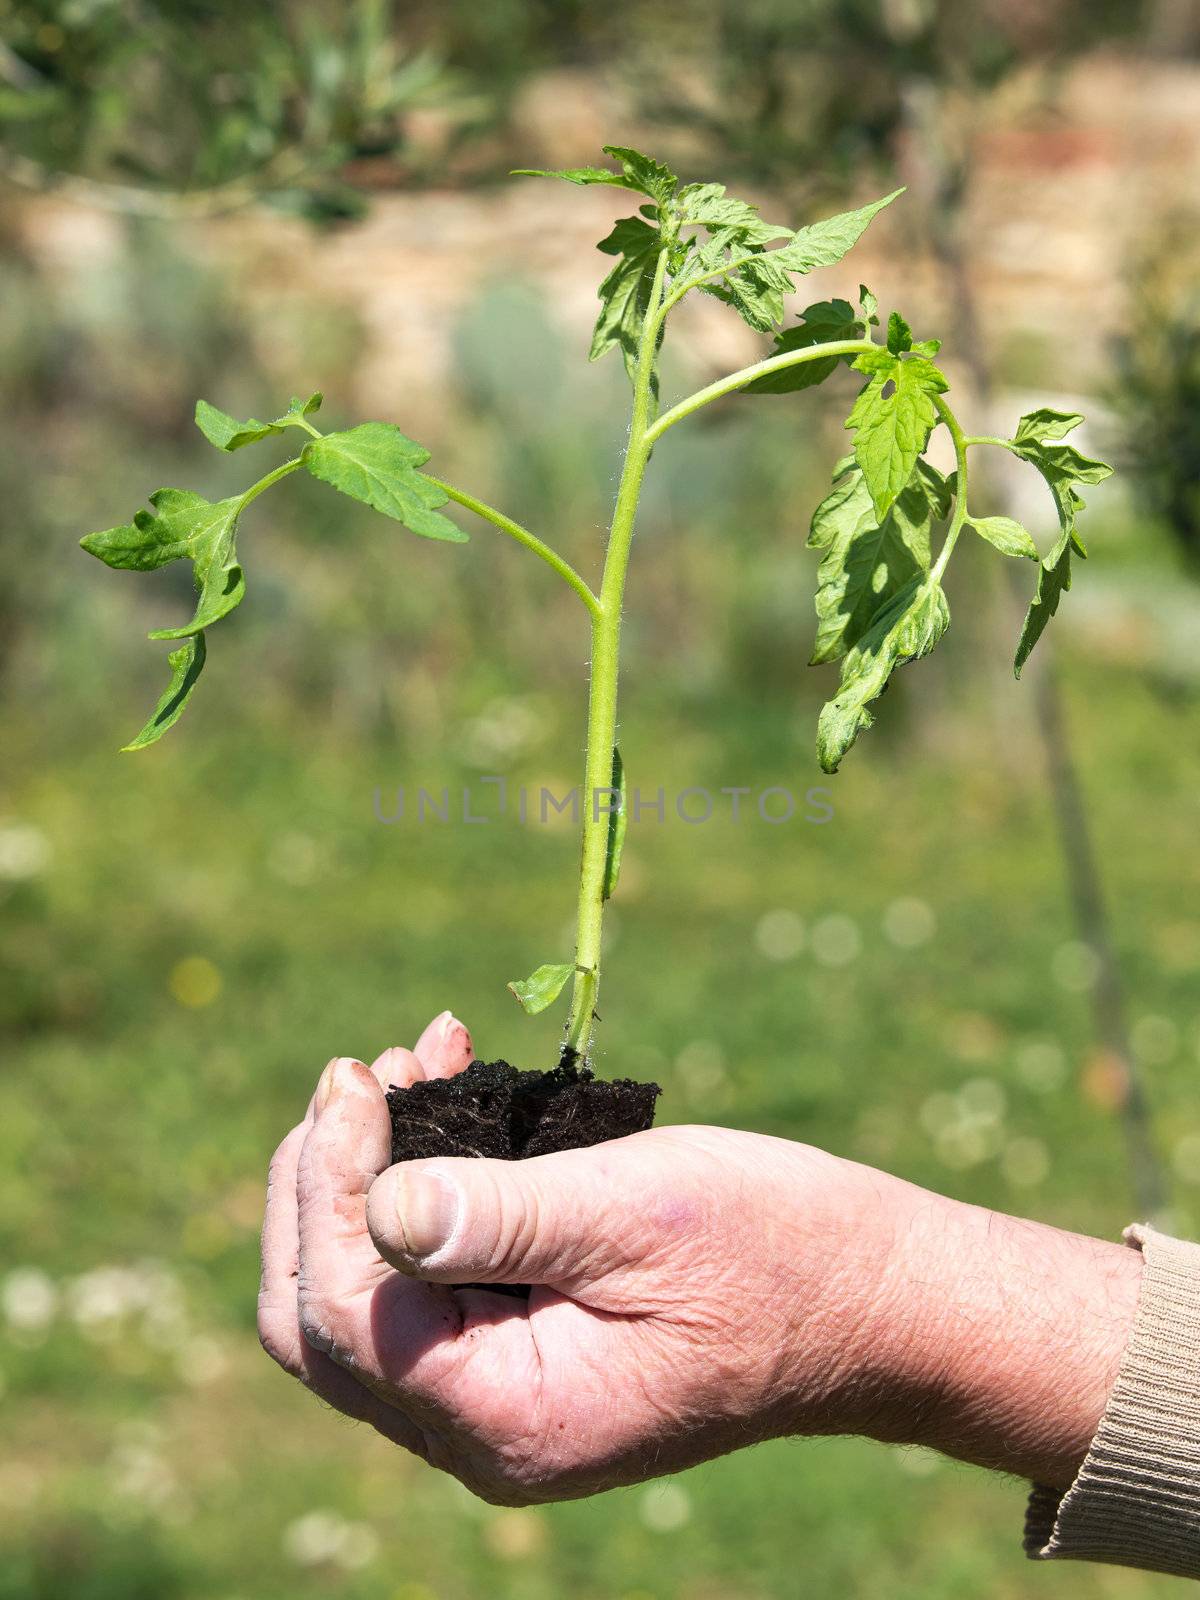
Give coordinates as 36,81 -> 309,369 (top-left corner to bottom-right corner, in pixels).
563,246 -> 671,1060
932,393 -> 970,582
239,457 -> 302,511
962,433 -> 1018,452
644,338 -> 875,445
424,477 -> 600,617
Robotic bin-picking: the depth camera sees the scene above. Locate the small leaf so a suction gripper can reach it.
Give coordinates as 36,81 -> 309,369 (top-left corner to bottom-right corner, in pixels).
970,515 -> 1039,560
886,312 -> 912,355
591,214 -> 663,379
511,163 -> 635,189
1013,407 -> 1085,445
140,491 -> 245,639
1014,529 -> 1073,677
122,634 -> 207,752
771,189 -> 903,275
195,400 -> 283,452
601,144 -> 678,206
859,284 -> 879,324
508,963 -> 574,1015
817,578 -> 950,772
195,392 -> 323,452
745,299 -> 863,395
302,424 -> 467,542
846,350 -> 949,518
602,747 -> 627,901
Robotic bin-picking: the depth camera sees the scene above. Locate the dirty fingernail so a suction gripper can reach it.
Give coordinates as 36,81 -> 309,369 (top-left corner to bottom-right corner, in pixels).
396,1170 -> 459,1259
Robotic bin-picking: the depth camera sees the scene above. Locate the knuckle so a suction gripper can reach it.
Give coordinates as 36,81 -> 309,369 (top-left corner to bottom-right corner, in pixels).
488,1173 -> 542,1278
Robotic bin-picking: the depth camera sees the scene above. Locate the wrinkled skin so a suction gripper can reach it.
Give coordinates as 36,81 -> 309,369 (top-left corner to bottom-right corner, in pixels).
259,1014 -> 1142,1506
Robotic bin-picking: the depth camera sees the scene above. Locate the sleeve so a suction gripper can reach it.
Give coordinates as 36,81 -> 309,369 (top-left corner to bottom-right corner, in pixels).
1025,1223 -> 1200,1578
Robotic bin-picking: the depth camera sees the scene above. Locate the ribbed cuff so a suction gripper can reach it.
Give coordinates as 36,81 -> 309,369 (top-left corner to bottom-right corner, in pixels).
1025,1223 -> 1200,1578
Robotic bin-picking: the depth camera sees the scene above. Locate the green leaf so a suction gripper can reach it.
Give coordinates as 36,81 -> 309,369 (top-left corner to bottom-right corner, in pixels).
1014,528 -> 1073,677
808,460 -> 941,664
970,515 -> 1039,560
513,145 -> 677,207
602,747 -> 627,902
676,182 -> 790,244
846,350 -> 949,518
817,578 -> 950,772
602,144 -> 677,206
122,633 -> 207,752
195,391 -> 323,452
301,424 -> 466,542
771,189 -> 903,275
195,401 -> 283,452
141,491 -> 245,639
591,214 -> 663,378
511,164 -> 635,189
1009,415 -> 1113,675
83,488 -> 246,639
859,285 -> 879,325
1013,407 -> 1085,445
508,963 -> 574,1015
744,299 -> 863,395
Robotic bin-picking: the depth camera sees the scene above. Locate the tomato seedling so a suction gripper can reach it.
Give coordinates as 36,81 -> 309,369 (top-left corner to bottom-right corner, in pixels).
82,145 -> 1111,1065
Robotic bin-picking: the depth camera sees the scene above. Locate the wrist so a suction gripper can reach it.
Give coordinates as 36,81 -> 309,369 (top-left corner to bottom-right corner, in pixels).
875,1193 -> 1143,1486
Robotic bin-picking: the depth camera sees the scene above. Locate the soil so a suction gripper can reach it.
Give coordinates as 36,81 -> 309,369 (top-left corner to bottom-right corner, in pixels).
386,1058 -> 660,1296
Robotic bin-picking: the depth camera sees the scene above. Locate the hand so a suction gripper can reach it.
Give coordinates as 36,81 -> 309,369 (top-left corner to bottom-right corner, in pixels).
259,1024 -> 1143,1505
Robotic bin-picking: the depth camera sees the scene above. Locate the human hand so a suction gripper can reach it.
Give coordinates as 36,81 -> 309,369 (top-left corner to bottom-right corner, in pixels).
259,1028 -> 1142,1504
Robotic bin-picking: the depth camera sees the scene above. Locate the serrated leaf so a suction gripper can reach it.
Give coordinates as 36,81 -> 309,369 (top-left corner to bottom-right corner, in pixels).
602,747 -> 627,902
1010,418 -> 1112,675
591,214 -> 662,379
817,578 -> 950,772
887,312 -> 912,354
122,633 -> 207,752
771,189 -> 903,275
601,144 -> 677,206
508,962 -> 574,1015
676,182 -> 790,244
1013,407 -> 1084,445
846,351 -> 948,518
744,299 -> 863,395
141,491 -> 245,639
1014,528 -> 1073,676
808,461 -> 938,663
971,515 -> 1039,560
302,424 -> 466,542
84,487 -> 246,639
511,163 -> 635,188
859,284 -> 879,324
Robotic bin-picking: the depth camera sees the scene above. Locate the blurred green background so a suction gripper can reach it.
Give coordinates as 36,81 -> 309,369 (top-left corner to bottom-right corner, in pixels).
3,1 -> 1200,1595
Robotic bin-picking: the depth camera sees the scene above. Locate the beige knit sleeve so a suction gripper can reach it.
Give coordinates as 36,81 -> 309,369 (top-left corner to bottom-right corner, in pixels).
1025,1223 -> 1200,1578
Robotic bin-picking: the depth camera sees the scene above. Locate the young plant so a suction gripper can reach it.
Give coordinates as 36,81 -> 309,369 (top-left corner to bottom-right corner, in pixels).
81,144 -> 1111,1067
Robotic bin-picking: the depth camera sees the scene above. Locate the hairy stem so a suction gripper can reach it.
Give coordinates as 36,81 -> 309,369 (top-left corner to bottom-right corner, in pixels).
424,478 -> 600,617
932,393 -> 970,581
239,457 -> 302,510
563,248 -> 671,1061
644,337 -> 875,445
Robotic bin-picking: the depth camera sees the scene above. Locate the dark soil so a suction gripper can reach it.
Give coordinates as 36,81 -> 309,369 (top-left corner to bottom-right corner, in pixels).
386,1058 -> 660,1297
387,1058 -> 660,1164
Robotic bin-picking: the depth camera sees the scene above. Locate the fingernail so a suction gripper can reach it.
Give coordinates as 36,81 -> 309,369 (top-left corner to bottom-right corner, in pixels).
396,1169 -> 460,1258
314,1057 -> 355,1117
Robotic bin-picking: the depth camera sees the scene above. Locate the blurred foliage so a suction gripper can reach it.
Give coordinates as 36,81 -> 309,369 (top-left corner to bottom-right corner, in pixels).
0,0 -> 477,218
1115,211 -> 1200,570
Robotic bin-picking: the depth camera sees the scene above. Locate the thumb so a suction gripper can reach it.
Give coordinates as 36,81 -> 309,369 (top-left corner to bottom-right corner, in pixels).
365,1147 -> 650,1289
